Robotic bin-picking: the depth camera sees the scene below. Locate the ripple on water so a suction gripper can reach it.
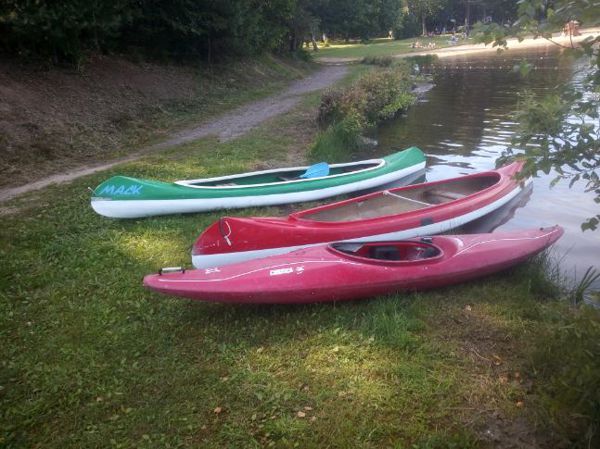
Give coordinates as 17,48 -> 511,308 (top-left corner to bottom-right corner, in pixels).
375,47 -> 599,286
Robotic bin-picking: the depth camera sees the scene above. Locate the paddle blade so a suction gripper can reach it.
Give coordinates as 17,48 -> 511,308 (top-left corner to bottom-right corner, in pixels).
300,162 -> 330,179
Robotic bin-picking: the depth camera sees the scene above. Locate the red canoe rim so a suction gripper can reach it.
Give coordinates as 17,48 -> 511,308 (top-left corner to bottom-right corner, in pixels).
191,160 -> 527,256
289,160 -> 525,223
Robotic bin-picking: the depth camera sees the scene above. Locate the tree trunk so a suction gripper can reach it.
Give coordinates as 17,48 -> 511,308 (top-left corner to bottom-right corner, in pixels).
465,0 -> 471,34
422,15 -> 426,36
311,33 -> 318,51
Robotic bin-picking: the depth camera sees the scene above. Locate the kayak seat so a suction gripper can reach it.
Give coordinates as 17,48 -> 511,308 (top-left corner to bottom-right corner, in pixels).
369,246 -> 402,261
420,246 -> 441,258
369,244 -> 441,261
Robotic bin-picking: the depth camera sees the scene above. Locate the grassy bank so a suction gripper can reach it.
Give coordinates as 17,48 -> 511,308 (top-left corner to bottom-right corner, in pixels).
0,54 -> 314,189
315,36 -> 469,60
1,65 -> 599,449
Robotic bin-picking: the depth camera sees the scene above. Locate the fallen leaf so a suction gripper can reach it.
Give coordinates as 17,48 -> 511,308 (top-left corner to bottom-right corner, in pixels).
296,411 -> 306,418
310,416 -> 317,422
516,401 -> 524,408
464,305 -> 472,312
214,407 -> 223,414
303,406 -> 313,411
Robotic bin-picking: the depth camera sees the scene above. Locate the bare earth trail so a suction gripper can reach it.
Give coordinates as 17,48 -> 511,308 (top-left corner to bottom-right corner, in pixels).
0,65 -> 348,204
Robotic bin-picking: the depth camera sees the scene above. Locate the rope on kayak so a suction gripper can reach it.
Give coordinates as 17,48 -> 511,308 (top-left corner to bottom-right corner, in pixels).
383,190 -> 431,206
218,218 -> 233,246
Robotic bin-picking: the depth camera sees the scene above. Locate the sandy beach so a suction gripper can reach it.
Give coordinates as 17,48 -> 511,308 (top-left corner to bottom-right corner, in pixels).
317,27 -> 600,64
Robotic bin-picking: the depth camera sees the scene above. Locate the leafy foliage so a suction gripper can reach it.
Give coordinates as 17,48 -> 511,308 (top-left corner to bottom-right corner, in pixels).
407,0 -> 447,36
317,65 -> 415,129
0,0 -> 132,62
313,65 -> 415,160
476,0 -> 600,230
0,0 -> 296,62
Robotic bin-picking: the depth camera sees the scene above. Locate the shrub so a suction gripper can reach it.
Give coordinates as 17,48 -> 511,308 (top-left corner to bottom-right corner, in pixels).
361,55 -> 394,67
317,65 -> 414,130
312,65 -> 415,161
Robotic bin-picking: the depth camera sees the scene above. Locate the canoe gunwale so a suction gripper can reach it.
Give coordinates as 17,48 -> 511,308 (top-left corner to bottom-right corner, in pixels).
174,158 -> 386,190
290,171 -> 504,224
191,178 -> 531,268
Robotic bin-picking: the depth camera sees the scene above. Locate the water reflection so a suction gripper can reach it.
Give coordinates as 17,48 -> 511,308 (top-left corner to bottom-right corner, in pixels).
373,46 -> 599,287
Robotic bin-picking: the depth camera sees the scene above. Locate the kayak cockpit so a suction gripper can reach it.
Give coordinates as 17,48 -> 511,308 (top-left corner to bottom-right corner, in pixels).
297,173 -> 500,222
330,240 -> 443,264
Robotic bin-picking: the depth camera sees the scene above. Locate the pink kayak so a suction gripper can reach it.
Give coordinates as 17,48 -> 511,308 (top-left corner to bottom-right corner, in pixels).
192,161 -> 530,268
145,226 -> 563,304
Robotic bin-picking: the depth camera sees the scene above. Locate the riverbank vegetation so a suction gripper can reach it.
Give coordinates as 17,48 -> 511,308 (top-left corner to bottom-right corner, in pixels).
311,64 -> 415,160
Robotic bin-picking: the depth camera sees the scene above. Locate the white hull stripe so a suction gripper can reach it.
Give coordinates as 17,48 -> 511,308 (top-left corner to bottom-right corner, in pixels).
92,162 -> 425,218
191,180 -> 529,269
156,260 -> 361,284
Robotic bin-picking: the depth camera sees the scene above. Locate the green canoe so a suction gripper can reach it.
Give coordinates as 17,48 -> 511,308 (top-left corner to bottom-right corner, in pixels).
90,147 -> 426,218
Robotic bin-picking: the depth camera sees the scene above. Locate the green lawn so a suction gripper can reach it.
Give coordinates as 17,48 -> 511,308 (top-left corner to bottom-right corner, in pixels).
315,36 -> 471,60
1,66 -> 599,449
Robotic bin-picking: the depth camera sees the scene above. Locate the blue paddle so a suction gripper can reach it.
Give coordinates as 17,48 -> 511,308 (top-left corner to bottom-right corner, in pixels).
300,162 -> 330,179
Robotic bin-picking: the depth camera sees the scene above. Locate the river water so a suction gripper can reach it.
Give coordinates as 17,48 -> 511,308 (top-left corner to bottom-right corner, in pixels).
372,47 -> 599,289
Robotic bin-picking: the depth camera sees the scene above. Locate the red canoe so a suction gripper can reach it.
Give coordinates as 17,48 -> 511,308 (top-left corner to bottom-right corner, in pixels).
146,226 -> 563,304
192,161 -> 530,268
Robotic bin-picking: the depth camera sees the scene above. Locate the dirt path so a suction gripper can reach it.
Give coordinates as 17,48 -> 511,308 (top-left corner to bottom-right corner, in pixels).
0,65 -> 348,204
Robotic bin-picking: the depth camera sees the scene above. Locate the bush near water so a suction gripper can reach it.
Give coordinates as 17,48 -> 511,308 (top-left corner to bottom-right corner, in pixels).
312,65 -> 415,160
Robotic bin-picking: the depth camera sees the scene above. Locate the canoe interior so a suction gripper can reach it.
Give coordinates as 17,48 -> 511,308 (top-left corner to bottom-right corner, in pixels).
186,161 -> 380,187
332,241 -> 441,261
302,174 -> 499,222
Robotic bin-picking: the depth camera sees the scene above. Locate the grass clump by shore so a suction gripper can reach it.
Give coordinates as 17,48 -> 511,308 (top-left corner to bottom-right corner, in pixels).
311,64 -> 415,161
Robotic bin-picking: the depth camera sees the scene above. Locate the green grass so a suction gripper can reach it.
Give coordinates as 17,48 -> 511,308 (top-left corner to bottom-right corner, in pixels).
1,65 -> 599,449
315,36 -> 471,60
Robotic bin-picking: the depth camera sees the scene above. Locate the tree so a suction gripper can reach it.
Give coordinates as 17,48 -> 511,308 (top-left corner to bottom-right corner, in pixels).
0,0 -> 133,63
475,0 -> 600,230
406,0 -> 446,36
